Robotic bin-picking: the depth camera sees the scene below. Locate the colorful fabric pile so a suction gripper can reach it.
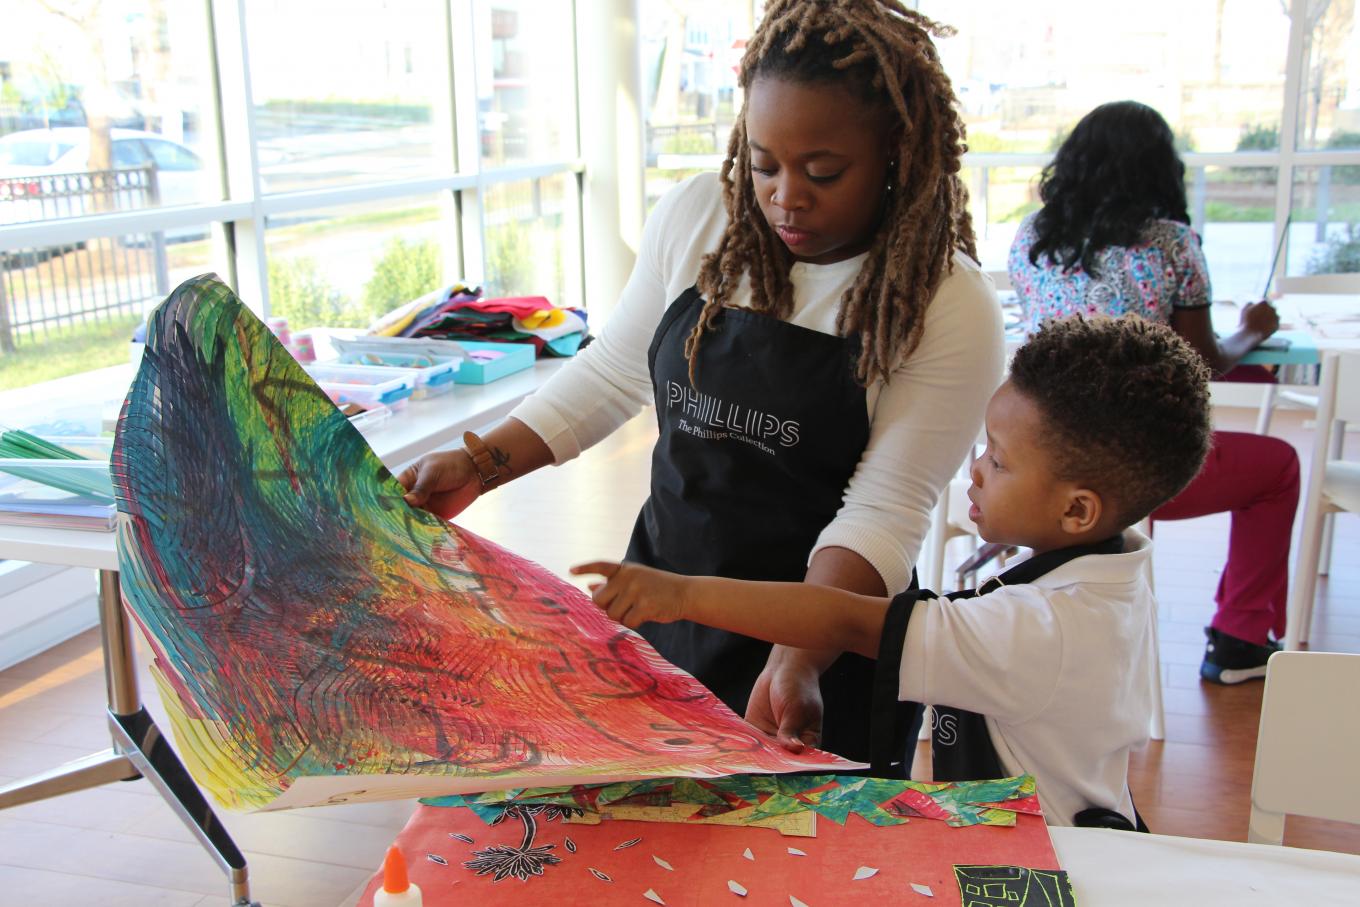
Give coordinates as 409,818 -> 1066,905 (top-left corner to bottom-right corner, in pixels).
425,773 -> 1042,831
368,283 -> 589,357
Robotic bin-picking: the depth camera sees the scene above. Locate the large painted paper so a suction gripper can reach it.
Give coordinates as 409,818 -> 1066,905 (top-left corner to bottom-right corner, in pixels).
111,274 -> 856,811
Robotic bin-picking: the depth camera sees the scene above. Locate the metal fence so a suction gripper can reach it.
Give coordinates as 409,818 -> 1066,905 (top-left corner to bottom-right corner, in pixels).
0,166 -> 168,353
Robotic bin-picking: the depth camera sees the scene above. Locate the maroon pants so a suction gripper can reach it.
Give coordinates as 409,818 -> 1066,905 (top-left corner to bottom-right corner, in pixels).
1151,429 -> 1300,644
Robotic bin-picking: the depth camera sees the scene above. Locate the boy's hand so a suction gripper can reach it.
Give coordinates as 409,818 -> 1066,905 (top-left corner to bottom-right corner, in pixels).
571,561 -> 690,628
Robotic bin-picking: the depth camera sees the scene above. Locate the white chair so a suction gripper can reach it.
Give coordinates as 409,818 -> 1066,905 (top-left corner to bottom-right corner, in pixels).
1264,278 -> 1359,572
1248,651 -> 1360,844
1285,352 -> 1360,651
1253,274 -> 1357,437
1135,516 -> 1165,743
922,474 -> 981,593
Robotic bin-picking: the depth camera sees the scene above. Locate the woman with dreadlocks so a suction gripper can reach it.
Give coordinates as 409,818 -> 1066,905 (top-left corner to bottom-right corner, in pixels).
400,0 -> 1003,769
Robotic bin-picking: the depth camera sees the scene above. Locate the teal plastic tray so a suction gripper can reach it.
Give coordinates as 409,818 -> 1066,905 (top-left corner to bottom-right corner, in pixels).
454,341 -> 535,384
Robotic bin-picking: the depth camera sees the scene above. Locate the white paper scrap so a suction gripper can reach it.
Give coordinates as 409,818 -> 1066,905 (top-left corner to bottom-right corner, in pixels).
743,847 -> 755,861
787,847 -> 807,857
911,882 -> 934,897
728,880 -> 749,897
643,888 -> 666,905
853,866 -> 879,881
653,855 -> 674,871
790,897 -> 810,907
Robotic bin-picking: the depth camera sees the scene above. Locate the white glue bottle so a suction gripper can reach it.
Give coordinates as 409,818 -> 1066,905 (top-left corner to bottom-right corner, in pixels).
373,845 -> 423,906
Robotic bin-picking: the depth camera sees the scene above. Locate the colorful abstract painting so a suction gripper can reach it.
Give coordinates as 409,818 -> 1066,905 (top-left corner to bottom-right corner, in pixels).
110,274 -> 856,811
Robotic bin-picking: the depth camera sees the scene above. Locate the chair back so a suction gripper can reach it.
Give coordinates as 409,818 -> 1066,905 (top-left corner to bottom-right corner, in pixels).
1325,352 -> 1360,427
1248,651 -> 1360,844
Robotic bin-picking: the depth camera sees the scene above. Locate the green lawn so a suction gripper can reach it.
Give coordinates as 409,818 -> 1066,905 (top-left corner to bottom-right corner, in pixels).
0,314 -> 142,391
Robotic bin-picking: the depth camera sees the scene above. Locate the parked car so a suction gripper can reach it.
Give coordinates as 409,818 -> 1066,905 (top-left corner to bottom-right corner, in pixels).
0,127 -> 210,234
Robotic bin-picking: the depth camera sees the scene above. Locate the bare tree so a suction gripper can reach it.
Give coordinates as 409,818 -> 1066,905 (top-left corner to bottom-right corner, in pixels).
33,0 -> 113,179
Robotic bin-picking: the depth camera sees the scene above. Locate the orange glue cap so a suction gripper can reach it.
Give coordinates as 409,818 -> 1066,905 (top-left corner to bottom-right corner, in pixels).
383,845 -> 409,893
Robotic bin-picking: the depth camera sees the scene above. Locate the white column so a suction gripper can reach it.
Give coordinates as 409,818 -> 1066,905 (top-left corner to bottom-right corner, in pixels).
575,0 -> 646,323
210,0 -> 268,313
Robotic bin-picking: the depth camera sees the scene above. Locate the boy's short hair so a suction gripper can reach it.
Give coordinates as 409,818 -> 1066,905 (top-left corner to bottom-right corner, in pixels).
1009,315 -> 1212,528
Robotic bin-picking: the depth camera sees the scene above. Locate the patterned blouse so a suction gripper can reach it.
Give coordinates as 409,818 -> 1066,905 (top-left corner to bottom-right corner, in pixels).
1007,215 -> 1211,332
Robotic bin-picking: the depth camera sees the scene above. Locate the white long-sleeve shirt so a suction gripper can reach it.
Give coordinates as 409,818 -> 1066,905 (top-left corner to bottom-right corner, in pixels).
510,172 -> 1004,593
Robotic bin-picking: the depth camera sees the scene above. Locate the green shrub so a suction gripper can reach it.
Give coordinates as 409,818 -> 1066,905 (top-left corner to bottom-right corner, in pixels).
1308,222 -> 1360,275
361,238 -> 440,320
999,200 -> 1041,223
267,257 -> 359,328
1203,201 -> 1273,222
1236,123 -> 1279,151
486,220 -> 533,296
660,130 -> 717,155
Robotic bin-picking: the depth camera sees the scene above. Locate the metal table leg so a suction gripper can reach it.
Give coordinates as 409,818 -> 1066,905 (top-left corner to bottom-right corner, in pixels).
0,569 -> 260,906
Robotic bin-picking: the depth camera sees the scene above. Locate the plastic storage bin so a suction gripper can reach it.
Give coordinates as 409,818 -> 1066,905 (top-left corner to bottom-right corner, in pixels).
347,403 -> 393,435
453,341 -> 535,384
332,352 -> 460,399
305,364 -> 415,411
331,336 -> 467,362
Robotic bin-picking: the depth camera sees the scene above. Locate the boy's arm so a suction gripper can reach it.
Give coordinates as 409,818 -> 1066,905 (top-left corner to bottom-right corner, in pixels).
571,561 -> 890,659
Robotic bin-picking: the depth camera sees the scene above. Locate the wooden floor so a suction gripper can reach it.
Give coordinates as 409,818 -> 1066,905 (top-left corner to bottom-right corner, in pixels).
0,406 -> 1356,905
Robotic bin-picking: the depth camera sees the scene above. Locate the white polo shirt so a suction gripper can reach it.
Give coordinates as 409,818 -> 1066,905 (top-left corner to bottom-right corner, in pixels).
898,528 -> 1156,826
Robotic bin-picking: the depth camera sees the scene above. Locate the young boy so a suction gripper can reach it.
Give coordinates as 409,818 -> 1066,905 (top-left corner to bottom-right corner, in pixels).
573,316 -> 1212,828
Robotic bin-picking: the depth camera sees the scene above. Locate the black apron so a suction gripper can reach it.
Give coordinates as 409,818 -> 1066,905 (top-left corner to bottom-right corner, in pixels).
626,286 -> 919,769
872,534 -> 1147,829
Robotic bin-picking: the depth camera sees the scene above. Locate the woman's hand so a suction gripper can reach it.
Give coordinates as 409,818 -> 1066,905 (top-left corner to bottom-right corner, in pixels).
1240,299 -> 1280,339
745,652 -> 824,753
571,561 -> 691,628
396,450 -> 481,519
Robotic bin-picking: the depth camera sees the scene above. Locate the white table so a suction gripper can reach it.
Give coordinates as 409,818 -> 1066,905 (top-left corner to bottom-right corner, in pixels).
0,358 -> 562,906
1051,826 -> 1360,905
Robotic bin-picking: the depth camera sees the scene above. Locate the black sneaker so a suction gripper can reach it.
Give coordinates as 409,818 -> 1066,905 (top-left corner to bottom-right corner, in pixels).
1200,627 -> 1277,684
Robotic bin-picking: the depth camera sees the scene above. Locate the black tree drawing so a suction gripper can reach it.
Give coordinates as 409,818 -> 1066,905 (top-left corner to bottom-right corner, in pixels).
463,803 -> 586,882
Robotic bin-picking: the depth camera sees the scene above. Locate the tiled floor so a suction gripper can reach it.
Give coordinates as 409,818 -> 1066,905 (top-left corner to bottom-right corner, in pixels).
0,406 -> 1355,905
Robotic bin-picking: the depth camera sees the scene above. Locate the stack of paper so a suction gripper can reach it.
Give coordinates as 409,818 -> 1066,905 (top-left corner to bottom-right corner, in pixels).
0,429 -> 115,532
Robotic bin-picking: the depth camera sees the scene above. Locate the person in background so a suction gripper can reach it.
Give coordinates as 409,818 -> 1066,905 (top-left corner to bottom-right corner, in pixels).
400,0 -> 1004,769
576,316 -> 1212,828
1008,100 -> 1300,684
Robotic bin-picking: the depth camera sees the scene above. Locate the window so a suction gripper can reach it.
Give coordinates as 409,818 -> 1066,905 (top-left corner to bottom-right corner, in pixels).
483,174 -> 582,308
245,0 -> 444,194
112,139 -> 152,168
473,0 -> 578,169
0,2 -> 585,394
920,0 -> 1291,155
639,1 -> 747,211
144,139 -> 202,172
644,2 -> 1360,294
0,139 -> 76,168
